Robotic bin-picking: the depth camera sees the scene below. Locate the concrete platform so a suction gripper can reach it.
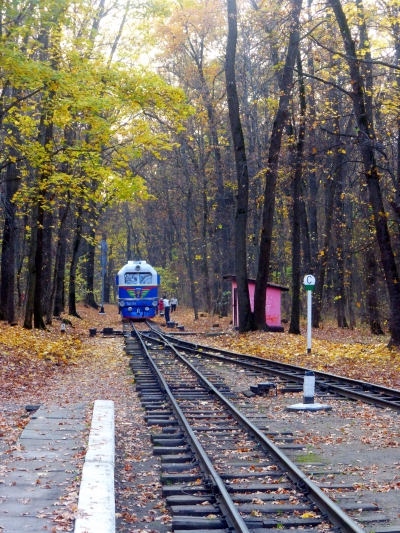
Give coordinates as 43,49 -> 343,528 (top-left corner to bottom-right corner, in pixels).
0,403 -> 87,533
74,400 -> 115,533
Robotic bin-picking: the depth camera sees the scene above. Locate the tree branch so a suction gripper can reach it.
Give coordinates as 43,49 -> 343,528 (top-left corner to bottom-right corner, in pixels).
310,35 -> 400,71
1,87 -> 44,119
293,69 -> 351,95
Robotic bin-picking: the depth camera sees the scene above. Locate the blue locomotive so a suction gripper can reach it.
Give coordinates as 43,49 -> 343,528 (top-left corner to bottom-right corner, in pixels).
116,261 -> 160,320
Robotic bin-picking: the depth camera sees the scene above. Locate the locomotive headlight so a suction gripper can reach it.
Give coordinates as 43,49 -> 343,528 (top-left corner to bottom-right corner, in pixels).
145,307 -> 149,311
128,307 -> 132,311
152,301 -> 157,307
119,301 -> 125,307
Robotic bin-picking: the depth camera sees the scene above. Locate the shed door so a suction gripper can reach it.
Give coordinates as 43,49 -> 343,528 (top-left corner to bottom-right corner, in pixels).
233,288 -> 238,327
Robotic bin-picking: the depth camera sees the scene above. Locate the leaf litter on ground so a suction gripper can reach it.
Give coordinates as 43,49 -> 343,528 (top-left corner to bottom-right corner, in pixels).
159,307 -> 400,389
1,304 -> 399,530
0,304 -> 179,531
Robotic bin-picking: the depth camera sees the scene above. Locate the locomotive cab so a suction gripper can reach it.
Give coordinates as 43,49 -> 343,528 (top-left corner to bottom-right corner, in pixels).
116,261 -> 160,320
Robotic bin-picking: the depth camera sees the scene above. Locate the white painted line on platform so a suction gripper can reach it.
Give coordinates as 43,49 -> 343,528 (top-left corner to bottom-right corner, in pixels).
75,400 -> 115,533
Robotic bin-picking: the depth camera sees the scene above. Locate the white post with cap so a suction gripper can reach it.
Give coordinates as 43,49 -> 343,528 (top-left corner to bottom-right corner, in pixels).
303,274 -> 315,354
287,276 -> 332,411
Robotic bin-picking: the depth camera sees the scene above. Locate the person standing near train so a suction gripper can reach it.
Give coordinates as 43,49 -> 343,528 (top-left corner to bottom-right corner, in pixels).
158,298 -> 164,316
163,295 -> 171,323
170,296 -> 178,313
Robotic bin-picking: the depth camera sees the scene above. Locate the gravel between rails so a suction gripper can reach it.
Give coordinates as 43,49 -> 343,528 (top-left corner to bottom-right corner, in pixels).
202,357 -> 400,529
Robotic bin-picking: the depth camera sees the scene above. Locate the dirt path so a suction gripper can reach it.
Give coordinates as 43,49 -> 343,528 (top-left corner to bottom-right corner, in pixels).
0,306 -> 171,532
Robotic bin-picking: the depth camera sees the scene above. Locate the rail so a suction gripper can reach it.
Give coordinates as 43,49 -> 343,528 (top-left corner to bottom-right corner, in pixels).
149,330 -> 400,412
140,323 -> 366,533
132,325 -> 251,533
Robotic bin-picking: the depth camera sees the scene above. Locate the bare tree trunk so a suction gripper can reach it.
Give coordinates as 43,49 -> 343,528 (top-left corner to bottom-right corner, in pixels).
225,0 -> 253,332
54,225 -> 67,317
185,190 -> 199,320
254,0 -> 303,330
300,187 -> 311,273
33,201 -> 46,329
85,225 -> 99,309
389,5 -> 400,223
334,160 -> 348,328
348,270 -> 357,329
68,206 -> 83,318
125,203 -> 133,261
41,210 -> 53,318
329,0 -> 400,346
181,141 -> 199,320
313,182 -> 337,327
366,248 -> 384,334
289,52 -> 306,335
105,244 -> 113,303
17,216 -> 29,311
47,204 -> 69,323
32,113 -> 55,330
28,13 -> 60,330
0,139 -> 20,323
194,51 -> 227,309
23,205 -> 38,329
306,15 -> 319,271
313,151 -> 338,327
201,171 -> 212,314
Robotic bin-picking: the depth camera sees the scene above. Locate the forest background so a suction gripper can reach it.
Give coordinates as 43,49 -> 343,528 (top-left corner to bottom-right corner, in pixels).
1,0 -> 400,346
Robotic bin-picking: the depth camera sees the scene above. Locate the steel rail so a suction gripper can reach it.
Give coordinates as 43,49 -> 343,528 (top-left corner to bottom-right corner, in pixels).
141,326 -> 365,533
132,326 -> 251,533
151,333 -> 400,412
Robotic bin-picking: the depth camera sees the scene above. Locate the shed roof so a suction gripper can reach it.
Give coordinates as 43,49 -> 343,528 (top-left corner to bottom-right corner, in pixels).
223,274 -> 289,291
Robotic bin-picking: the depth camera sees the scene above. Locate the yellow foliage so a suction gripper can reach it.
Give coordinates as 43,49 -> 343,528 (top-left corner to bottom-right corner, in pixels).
0,324 -> 84,364
301,512 -> 318,518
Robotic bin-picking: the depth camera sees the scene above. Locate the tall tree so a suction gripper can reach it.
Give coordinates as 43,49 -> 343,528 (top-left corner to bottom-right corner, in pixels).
0,119 -> 20,323
328,0 -> 400,346
289,52 -> 306,335
254,0 -> 303,330
225,0 -> 253,332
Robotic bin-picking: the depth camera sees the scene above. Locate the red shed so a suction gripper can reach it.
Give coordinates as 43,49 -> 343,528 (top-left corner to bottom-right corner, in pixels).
224,275 -> 289,332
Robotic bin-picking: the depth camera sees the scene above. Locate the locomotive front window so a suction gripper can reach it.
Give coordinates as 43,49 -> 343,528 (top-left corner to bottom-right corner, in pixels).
125,273 -> 139,285
139,273 -> 152,284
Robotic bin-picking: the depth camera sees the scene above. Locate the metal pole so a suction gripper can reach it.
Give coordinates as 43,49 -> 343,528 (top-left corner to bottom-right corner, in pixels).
100,270 -> 105,314
99,237 -> 108,315
307,289 -> 312,354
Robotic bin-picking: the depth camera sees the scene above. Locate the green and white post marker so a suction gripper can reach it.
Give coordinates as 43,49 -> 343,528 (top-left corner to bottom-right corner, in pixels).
303,275 -> 315,354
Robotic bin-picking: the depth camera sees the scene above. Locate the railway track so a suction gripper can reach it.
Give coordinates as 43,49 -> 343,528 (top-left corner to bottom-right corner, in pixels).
146,328 -> 400,412
123,321 -> 398,533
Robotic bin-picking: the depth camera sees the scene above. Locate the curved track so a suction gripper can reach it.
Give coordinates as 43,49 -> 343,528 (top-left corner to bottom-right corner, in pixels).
124,322 -> 394,533
149,328 -> 400,412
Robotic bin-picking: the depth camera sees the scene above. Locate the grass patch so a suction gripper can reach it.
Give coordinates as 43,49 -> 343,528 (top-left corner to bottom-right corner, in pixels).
295,452 -> 323,463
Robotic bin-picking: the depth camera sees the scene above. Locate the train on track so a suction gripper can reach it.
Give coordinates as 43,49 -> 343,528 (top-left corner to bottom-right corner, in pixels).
116,260 -> 160,320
